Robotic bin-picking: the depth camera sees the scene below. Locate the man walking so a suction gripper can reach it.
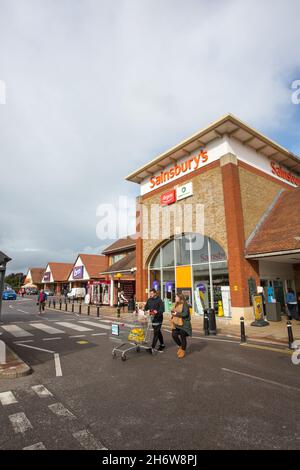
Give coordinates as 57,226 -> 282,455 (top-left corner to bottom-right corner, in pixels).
37,289 -> 47,314
144,288 -> 165,353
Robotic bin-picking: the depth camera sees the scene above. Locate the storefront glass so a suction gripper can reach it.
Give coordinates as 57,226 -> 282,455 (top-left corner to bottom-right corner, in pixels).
149,233 -> 230,316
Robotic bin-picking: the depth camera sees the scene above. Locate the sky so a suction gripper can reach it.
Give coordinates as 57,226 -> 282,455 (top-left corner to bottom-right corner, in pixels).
1,0 -> 300,274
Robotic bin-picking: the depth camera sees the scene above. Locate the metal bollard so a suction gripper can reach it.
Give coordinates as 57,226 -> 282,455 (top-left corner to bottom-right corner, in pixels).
240,317 -> 246,343
71,303 -> 74,313
87,305 -> 90,316
65,302 -> 68,312
208,308 -> 217,335
204,313 -> 209,336
53,299 -> 56,309
59,300 -> 62,310
97,306 -> 100,317
48,300 -> 51,308
79,304 -> 82,315
287,321 -> 294,349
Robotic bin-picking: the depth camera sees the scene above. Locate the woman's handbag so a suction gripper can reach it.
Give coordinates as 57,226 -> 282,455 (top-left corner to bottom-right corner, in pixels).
170,303 -> 184,329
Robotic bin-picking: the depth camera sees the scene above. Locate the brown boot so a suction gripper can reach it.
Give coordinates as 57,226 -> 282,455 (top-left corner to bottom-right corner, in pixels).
178,349 -> 186,359
177,347 -> 182,356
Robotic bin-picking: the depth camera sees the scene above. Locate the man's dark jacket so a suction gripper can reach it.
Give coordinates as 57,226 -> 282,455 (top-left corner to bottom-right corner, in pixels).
144,296 -> 164,324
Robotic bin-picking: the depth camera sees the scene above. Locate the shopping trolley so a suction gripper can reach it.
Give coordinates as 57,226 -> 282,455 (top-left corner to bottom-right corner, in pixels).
111,312 -> 155,361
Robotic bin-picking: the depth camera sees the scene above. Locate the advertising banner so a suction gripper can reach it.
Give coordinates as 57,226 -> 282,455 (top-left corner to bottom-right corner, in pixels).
73,265 -> 84,280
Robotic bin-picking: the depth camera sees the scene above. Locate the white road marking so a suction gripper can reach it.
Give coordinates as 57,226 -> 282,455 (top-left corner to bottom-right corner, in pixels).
92,333 -> 107,336
48,402 -> 76,419
32,385 -> 53,398
78,321 -> 110,330
17,309 -> 29,314
9,412 -> 33,433
69,335 -> 85,338
222,368 -> 300,393
13,340 -> 34,344
16,343 -> 55,354
55,322 -> 93,332
1,325 -> 33,338
23,442 -> 46,450
73,429 -> 107,450
43,337 -> 62,341
54,353 -> 62,377
0,391 -> 18,406
30,323 -> 65,335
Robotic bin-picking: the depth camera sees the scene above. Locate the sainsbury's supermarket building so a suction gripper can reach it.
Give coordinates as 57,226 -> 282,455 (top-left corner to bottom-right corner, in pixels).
126,114 -> 300,322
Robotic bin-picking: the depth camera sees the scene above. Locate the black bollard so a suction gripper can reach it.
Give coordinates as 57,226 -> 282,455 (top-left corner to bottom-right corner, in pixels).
204,312 -> 209,336
59,300 -> 62,310
48,300 -> 51,308
53,299 -> 56,309
287,321 -> 294,350
65,302 -> 68,312
79,304 -> 82,315
97,306 -> 100,317
240,317 -> 246,343
87,305 -> 90,316
208,308 -> 217,335
71,303 -> 74,313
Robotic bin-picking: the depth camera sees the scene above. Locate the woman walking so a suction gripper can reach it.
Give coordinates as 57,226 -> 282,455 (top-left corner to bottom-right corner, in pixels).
171,293 -> 192,359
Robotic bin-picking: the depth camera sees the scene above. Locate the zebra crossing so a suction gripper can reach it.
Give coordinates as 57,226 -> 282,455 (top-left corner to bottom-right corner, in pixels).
0,320 -> 111,339
0,386 -> 107,450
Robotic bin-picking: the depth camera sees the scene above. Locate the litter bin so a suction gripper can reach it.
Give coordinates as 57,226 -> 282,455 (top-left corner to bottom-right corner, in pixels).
265,302 -> 282,322
128,298 -> 135,313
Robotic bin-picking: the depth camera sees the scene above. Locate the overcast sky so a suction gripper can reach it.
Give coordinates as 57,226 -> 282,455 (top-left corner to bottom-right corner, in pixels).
1,0 -> 300,274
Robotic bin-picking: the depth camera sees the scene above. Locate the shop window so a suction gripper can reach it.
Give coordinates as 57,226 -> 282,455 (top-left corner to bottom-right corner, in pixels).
191,234 -> 209,265
210,239 -> 227,263
150,250 -> 161,269
175,236 -> 191,266
162,239 -> 175,267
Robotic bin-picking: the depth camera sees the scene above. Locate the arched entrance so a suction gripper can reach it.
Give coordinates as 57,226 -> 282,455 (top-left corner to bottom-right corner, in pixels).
148,233 -> 231,316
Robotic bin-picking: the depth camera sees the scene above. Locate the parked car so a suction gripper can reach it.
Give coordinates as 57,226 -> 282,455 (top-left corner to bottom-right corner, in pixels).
67,287 -> 86,300
26,288 -> 38,295
44,289 -> 54,296
2,289 -> 17,300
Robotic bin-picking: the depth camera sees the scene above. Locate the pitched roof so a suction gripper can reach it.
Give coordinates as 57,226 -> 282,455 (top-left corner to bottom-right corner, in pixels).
28,268 -> 45,284
246,187 -> 300,256
102,235 -> 136,255
47,263 -> 73,282
77,254 -> 107,278
101,251 -> 136,274
126,113 -> 300,184
0,251 -> 11,264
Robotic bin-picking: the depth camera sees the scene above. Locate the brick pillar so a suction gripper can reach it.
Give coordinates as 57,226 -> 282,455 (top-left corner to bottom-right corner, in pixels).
220,154 -> 260,314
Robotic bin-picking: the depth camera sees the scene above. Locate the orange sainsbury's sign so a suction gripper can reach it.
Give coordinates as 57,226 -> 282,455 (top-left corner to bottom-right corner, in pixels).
149,150 -> 208,189
271,161 -> 300,187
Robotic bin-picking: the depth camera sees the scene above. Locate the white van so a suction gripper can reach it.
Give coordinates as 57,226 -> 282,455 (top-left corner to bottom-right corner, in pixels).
67,287 -> 86,300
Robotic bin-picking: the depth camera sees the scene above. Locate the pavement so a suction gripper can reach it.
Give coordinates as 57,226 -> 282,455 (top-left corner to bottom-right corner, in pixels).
0,296 -> 300,450
46,299 -> 300,347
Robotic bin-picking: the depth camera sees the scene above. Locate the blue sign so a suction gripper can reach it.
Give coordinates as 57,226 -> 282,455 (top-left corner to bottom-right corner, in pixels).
166,282 -> 173,293
111,324 -> 119,336
152,281 -> 160,291
267,286 -> 275,302
197,283 -> 206,293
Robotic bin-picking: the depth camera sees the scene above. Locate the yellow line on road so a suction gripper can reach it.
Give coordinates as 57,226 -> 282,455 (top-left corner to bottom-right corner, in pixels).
240,343 -> 292,355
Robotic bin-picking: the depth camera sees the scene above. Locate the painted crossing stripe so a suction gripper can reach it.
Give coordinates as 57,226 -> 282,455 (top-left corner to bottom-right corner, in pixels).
1,325 -> 33,338
31,385 -> 53,398
55,322 -> 93,332
54,353 -> 62,377
78,321 -> 110,330
30,323 -> 65,335
23,442 -> 46,450
48,403 -> 76,420
73,429 -> 107,450
9,412 -> 33,433
0,391 -> 18,406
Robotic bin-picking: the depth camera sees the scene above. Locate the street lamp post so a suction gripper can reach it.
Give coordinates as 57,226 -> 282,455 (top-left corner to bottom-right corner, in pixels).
0,252 -> 12,323
115,273 -> 122,318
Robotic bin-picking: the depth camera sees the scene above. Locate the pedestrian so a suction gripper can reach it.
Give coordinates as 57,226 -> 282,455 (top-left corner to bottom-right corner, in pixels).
117,290 -> 128,313
171,293 -> 192,359
144,288 -> 165,353
21,288 -> 25,298
286,288 -> 298,320
37,289 -> 47,314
